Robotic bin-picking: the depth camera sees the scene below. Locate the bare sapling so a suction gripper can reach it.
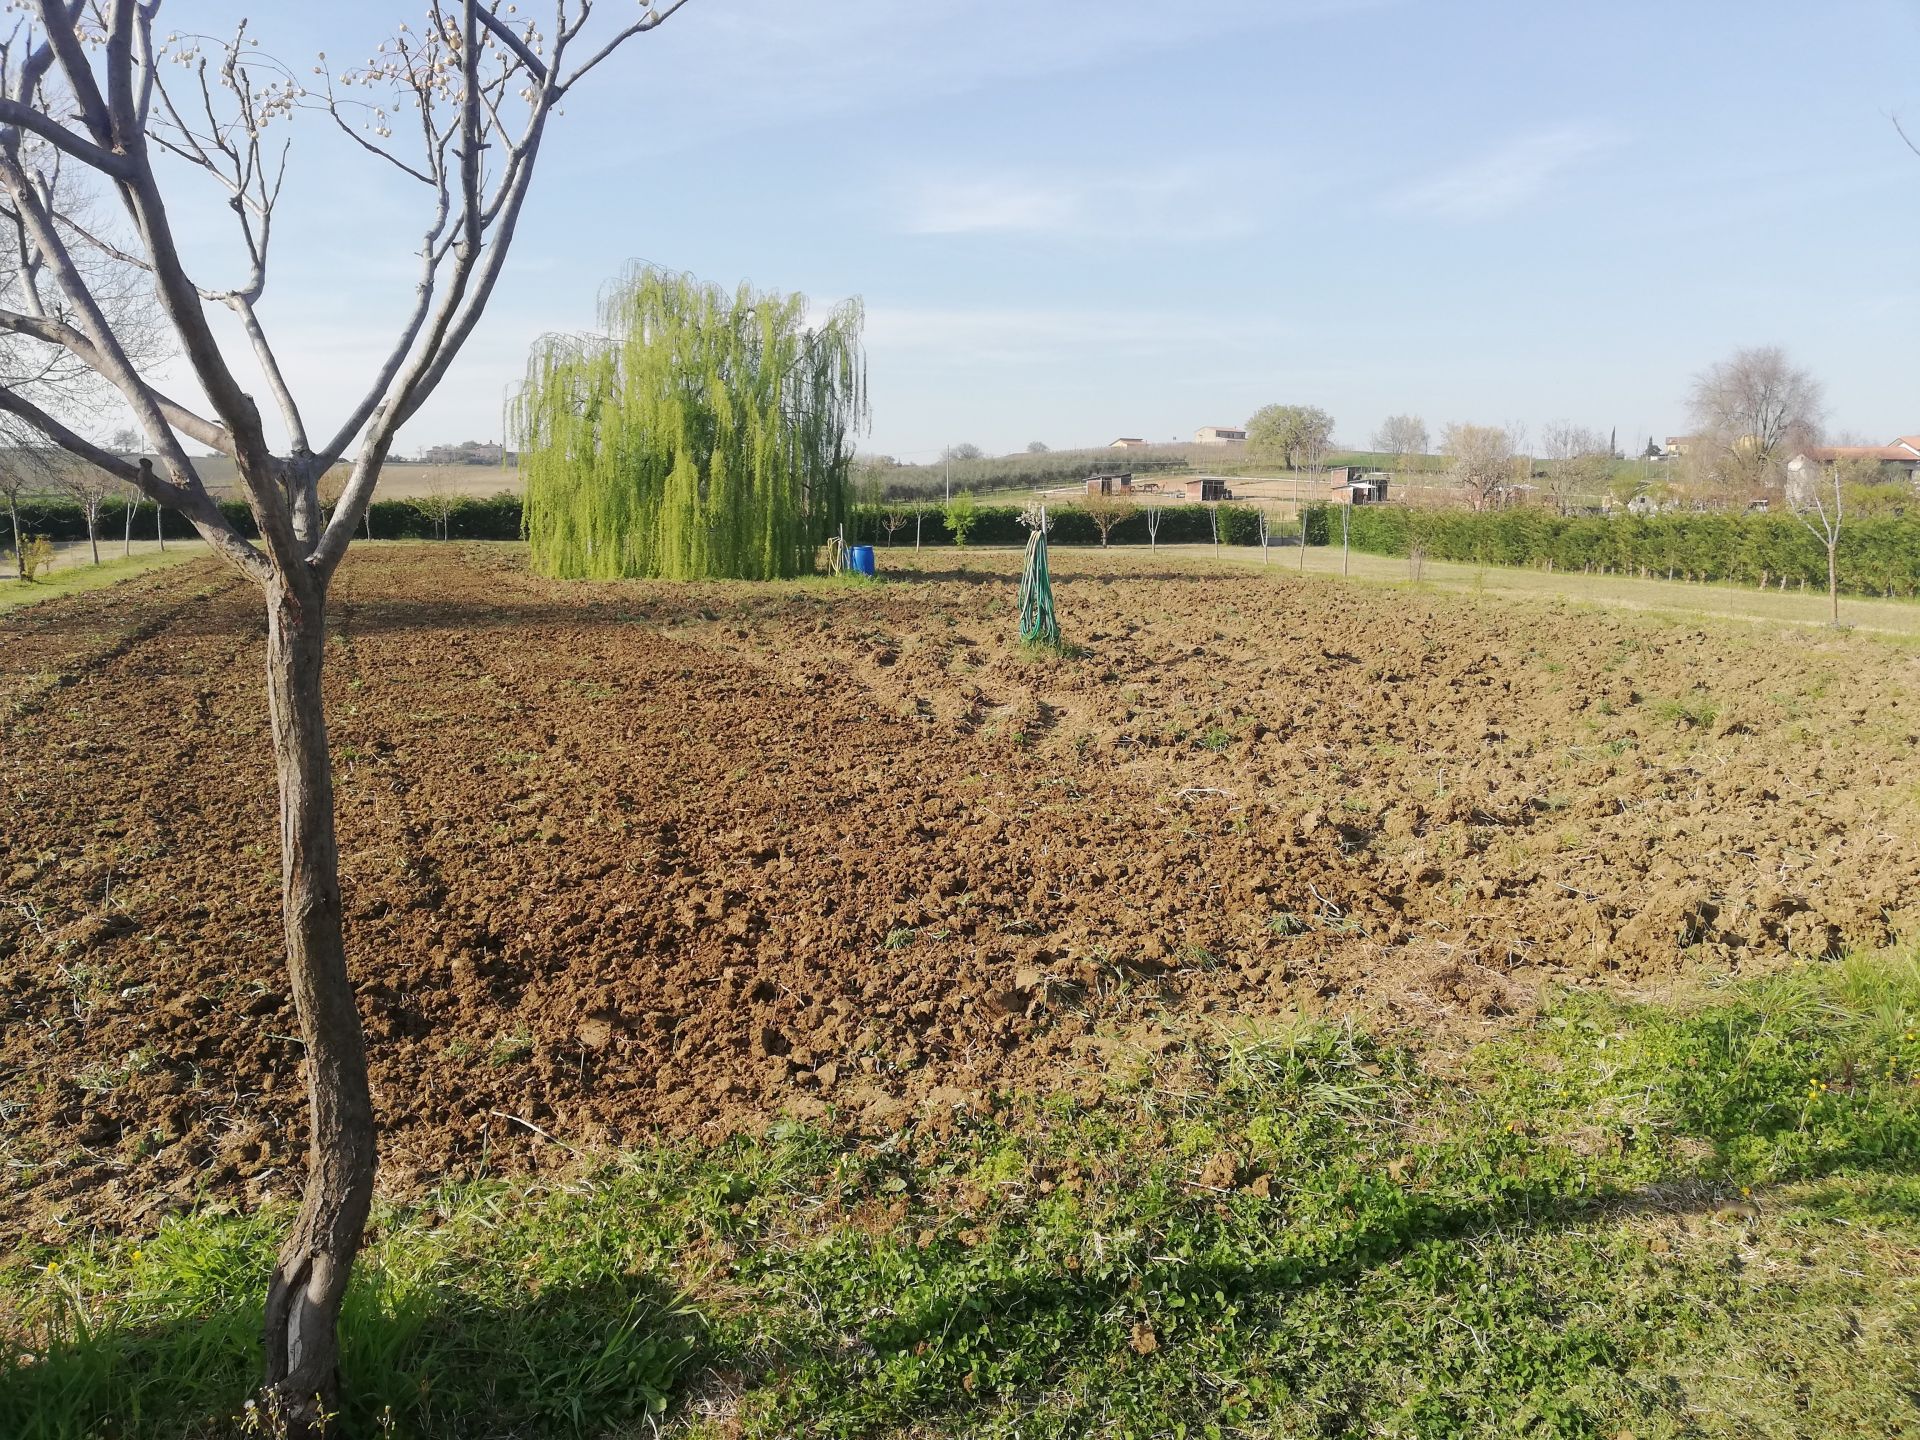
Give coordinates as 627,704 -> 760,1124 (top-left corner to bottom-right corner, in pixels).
882,506 -> 908,546
419,469 -> 461,540
1084,491 -> 1136,547
0,4 -> 695,1431
1792,460 -> 1845,626
58,462 -> 113,564
1143,497 -> 1162,549
0,444 -> 48,579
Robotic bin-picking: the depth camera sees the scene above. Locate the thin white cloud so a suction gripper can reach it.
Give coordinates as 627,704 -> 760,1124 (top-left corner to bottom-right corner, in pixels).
565,0 -> 1402,163
905,179 -> 1083,236
864,305 -> 1277,367
1389,125 -> 1619,220
899,168 -> 1253,240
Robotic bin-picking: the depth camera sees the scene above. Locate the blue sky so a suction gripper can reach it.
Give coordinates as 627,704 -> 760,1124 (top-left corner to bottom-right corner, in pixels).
176,1 -> 1920,460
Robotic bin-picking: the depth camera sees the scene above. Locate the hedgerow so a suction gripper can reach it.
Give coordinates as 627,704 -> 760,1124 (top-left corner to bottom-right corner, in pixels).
1302,504 -> 1920,597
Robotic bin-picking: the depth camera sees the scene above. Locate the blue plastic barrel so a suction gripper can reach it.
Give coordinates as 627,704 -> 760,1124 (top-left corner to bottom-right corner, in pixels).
848,545 -> 877,577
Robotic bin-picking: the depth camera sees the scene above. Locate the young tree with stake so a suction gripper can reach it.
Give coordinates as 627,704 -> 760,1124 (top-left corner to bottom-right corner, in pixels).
1792,458 -> 1846,627
1083,491 -> 1135,547
57,457 -> 112,563
0,435 -> 55,577
0,3 -> 693,1431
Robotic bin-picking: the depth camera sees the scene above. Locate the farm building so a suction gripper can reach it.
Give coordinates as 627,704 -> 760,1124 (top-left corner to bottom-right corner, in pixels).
1084,472 -> 1134,496
1194,425 -> 1246,445
1109,437 -> 1150,449
1183,477 -> 1233,501
1328,469 -> 1391,504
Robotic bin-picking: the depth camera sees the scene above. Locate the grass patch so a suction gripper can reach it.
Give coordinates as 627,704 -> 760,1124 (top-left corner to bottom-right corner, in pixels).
0,548 -> 204,614
1646,694 -> 1720,729
4,953 -> 1918,1438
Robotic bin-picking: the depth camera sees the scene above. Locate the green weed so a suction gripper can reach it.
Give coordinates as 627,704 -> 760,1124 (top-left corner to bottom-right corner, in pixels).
4,952 -> 1917,1439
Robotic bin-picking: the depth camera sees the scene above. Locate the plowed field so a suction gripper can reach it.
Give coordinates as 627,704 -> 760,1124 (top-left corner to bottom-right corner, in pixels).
6,544 -> 1918,1242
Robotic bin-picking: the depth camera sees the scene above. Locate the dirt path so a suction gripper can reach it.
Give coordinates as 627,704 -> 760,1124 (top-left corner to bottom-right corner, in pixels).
5,545 -> 1917,1242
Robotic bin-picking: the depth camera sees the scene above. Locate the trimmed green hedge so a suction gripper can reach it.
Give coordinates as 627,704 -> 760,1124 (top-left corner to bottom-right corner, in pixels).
851,502 -> 1264,548
27,492 -> 1903,597
6,494 -> 1267,551
8,493 -> 527,545
1302,504 -> 1920,597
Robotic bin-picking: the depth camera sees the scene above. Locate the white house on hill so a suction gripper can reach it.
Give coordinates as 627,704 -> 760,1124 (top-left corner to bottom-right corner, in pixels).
1195,425 -> 1246,445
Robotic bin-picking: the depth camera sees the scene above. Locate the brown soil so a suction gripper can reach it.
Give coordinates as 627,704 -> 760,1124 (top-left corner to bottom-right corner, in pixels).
5,544 -> 1918,1243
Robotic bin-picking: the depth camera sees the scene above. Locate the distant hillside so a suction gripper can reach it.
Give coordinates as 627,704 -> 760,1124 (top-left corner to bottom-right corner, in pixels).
6,451 -> 521,503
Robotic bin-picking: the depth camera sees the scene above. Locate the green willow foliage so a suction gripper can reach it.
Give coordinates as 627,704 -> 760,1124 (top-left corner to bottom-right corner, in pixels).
515,266 -> 866,579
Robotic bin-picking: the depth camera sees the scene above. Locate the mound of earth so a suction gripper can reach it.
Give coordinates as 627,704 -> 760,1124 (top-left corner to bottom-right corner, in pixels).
4,545 -> 1916,1242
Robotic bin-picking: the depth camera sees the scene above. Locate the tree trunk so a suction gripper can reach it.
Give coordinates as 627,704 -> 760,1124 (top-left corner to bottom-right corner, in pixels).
88,511 -> 99,565
1828,541 -> 1839,626
124,498 -> 133,559
8,499 -> 19,580
157,502 -> 165,552
259,579 -> 377,1437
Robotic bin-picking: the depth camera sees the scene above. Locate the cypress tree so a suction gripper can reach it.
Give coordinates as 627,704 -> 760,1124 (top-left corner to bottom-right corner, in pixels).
515,265 -> 866,580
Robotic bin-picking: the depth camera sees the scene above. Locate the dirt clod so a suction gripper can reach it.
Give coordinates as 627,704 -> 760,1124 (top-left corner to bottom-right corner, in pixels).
4,546 -> 1917,1242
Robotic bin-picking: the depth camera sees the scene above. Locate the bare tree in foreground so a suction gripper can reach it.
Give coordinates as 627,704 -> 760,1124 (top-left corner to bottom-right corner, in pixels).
0,3 -> 691,1430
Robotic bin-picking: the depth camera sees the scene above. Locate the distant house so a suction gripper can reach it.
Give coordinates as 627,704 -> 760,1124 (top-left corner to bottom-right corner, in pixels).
1194,425 -> 1246,445
1109,437 -> 1150,450
1084,472 -> 1134,496
1786,437 -> 1920,481
1662,436 -> 1695,458
1183,477 -> 1233,502
420,439 -> 514,465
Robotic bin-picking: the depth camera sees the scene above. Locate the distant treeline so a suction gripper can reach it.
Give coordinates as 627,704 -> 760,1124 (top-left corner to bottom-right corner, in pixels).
860,447 -> 1193,500
1301,504 -> 1920,597
848,502 -> 1266,547
857,446 -> 1473,499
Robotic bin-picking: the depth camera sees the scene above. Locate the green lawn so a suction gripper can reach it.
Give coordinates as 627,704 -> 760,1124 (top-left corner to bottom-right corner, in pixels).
5,951 -> 1917,1438
0,546 -> 206,614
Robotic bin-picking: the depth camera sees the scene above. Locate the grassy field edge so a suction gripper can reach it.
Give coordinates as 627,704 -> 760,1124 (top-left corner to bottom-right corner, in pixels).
3,949 -> 1917,1438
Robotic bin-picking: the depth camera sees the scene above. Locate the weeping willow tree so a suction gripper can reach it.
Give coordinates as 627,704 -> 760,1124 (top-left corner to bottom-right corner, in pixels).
515,265 -> 867,579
